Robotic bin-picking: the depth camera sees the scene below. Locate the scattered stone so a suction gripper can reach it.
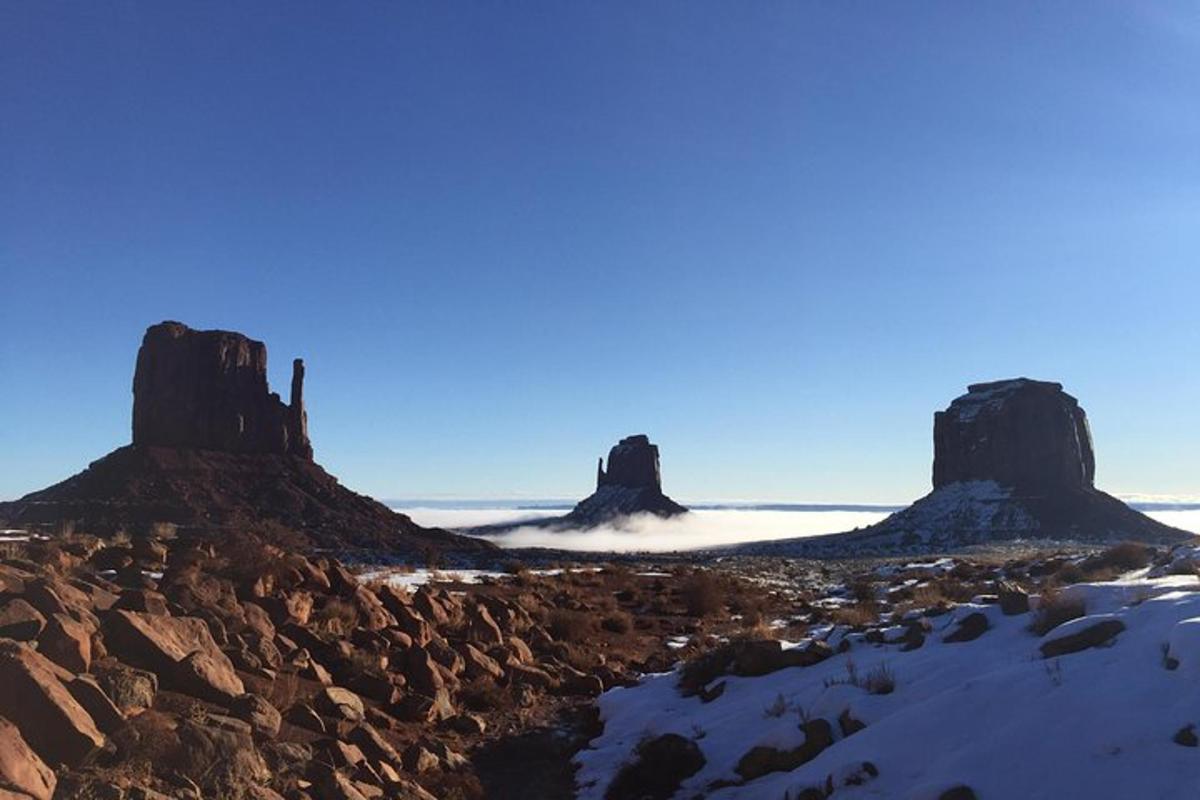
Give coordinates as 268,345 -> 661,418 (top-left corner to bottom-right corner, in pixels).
1040,618 -> 1126,658
944,612 -> 990,644
315,687 -> 365,723
231,693 -> 282,738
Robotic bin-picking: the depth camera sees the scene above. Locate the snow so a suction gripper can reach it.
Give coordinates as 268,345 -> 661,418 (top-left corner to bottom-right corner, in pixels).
576,574 -> 1200,800
946,380 -> 1029,423
357,566 -> 600,589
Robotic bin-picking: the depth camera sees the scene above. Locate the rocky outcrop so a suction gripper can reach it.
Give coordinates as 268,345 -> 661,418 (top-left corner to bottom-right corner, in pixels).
739,378 -> 1193,555
0,322 -> 494,559
0,527 -> 658,798
933,379 -> 1094,491
565,435 -> 688,525
133,321 -> 312,458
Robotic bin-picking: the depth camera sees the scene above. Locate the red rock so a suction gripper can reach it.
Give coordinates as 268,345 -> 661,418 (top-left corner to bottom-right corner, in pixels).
103,609 -> 243,702
315,687 -> 365,723
403,648 -> 444,696
65,675 -> 126,734
114,589 -> 169,616
0,599 -> 46,641
458,643 -> 504,681
174,650 -> 245,704
467,605 -> 504,646
38,613 -> 92,673
0,641 -> 105,767
0,717 -> 56,800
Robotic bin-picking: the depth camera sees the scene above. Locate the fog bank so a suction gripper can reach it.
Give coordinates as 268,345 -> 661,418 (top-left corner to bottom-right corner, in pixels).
394,505 -> 1200,554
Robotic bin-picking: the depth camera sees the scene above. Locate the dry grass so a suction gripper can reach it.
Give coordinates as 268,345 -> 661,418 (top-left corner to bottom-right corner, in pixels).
681,572 -> 725,618
600,611 -> 633,634
546,609 -> 595,643
1030,587 -> 1086,636
829,601 -> 879,628
312,597 -> 359,637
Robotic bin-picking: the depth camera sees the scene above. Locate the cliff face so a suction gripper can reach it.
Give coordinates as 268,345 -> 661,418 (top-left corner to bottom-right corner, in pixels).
132,322 -> 312,459
932,379 -> 1094,491
596,435 -> 663,492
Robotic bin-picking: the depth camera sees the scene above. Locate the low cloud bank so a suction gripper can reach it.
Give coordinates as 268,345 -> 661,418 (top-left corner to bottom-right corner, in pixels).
397,507 -> 890,553
395,505 -> 1200,554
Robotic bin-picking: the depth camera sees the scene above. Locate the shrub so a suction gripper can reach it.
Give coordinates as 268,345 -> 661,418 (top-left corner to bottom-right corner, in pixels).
1030,588 -> 1086,636
547,609 -> 594,643
600,612 -> 633,634
312,598 -> 359,637
863,663 -> 895,695
682,572 -> 725,618
1092,541 -> 1152,573
460,680 -> 509,712
829,602 -> 878,628
1053,562 -> 1085,586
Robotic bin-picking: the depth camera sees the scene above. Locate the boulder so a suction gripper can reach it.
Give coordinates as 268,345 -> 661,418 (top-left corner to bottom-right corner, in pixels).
103,609 -> 243,702
174,650 -> 245,704
228,695 -> 279,738
736,719 -> 834,781
38,613 -> 92,672
0,718 -> 56,800
65,675 -> 126,734
0,599 -> 46,641
1040,618 -> 1126,658
0,642 -> 105,767
315,687 -> 365,723
943,612 -> 990,644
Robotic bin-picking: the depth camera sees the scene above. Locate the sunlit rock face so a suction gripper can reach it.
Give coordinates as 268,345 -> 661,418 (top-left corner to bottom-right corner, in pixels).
132,321 -> 312,459
932,379 -> 1094,492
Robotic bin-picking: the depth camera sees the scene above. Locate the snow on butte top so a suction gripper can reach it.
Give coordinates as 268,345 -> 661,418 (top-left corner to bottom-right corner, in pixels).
948,378 -> 1063,423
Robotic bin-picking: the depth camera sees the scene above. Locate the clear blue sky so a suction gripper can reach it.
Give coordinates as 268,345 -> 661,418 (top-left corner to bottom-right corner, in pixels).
3,2 -> 1198,504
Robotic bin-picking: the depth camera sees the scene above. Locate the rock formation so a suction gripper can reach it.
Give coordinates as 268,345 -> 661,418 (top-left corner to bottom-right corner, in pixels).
740,378 -> 1192,555
596,435 -> 664,493
0,322 -> 493,559
132,322 -> 312,458
565,435 -> 688,525
932,379 -> 1094,491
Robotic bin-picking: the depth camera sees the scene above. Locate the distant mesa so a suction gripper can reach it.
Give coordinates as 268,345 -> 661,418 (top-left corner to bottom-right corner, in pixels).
743,378 -> 1193,555
566,434 -> 688,525
467,434 -> 688,535
0,321 -> 492,559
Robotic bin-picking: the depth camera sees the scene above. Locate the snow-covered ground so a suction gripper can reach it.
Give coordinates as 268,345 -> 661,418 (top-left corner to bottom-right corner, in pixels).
576,573 -> 1200,799
358,566 -> 600,588
392,505 -> 1200,553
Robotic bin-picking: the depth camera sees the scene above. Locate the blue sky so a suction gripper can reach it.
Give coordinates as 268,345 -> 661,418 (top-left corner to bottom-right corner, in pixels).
2,2 -> 1198,504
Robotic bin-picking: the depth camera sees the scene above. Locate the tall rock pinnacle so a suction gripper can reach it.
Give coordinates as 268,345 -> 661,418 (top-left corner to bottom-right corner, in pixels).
131,321 -> 313,458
